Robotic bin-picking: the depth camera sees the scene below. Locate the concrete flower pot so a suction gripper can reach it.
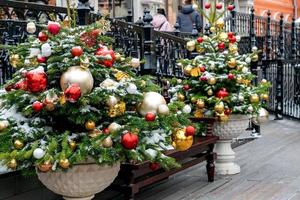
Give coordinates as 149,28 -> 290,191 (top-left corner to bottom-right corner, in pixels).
37,162 -> 120,200
213,114 -> 249,175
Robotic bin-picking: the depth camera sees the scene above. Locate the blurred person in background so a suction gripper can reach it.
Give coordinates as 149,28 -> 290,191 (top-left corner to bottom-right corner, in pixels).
152,8 -> 173,32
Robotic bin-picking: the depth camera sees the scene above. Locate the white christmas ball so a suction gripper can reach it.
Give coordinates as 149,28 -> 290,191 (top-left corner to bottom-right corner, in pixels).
252,46 -> 258,52
245,57 -> 252,64
29,48 -> 40,57
182,105 -> 192,114
238,95 -> 244,102
41,43 -> 52,57
236,35 -> 241,42
242,67 -> 249,73
33,148 -> 45,159
108,122 -> 122,134
247,105 -> 254,113
26,22 -> 36,34
158,104 -> 170,115
126,83 -> 138,94
106,96 -> 118,107
138,92 -> 167,116
131,58 -> 140,68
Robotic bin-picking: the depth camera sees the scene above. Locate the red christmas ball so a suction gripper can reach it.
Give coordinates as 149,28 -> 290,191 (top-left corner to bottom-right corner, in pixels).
145,112 -> 156,121
47,22 -> 61,35
229,36 -> 236,43
64,83 -> 81,103
38,32 -> 48,42
91,29 -> 100,37
149,163 -> 160,171
224,108 -> 232,115
5,84 -> 15,92
218,42 -> 225,50
228,32 -> 234,38
71,46 -> 83,57
227,73 -> 235,80
121,132 -> 138,150
204,3 -> 211,9
26,70 -> 47,93
216,88 -> 229,99
216,3 -> 223,9
14,80 -> 28,90
37,56 -> 47,63
200,76 -> 207,82
183,84 -> 190,91
227,5 -> 235,11
32,101 -> 44,112
95,47 -> 116,67
197,37 -> 203,43
103,128 -> 110,134
199,65 -> 206,72
185,125 -> 196,136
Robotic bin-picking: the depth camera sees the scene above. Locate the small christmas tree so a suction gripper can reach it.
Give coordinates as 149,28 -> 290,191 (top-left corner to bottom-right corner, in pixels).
0,18 -> 194,172
170,1 -> 270,122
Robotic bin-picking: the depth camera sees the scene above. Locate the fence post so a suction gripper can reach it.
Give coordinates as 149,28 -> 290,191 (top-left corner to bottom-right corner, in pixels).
77,0 -> 90,25
266,10 -> 272,60
127,10 -> 133,23
275,13 -> 284,120
204,24 -> 210,36
230,9 -> 236,33
291,17 -> 297,59
250,7 -> 256,49
174,21 -> 180,37
191,23 -> 199,38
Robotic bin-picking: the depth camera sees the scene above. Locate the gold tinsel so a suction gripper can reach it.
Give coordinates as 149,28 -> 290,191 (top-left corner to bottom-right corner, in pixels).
190,67 -> 201,77
194,109 -> 204,118
114,70 -> 130,81
172,129 -> 193,151
108,101 -> 126,117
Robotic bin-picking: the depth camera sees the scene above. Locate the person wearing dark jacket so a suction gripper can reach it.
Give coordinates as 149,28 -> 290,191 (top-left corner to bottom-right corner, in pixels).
176,0 -> 202,33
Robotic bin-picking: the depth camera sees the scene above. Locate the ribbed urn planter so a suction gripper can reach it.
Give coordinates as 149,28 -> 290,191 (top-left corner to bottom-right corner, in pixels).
37,162 -> 120,200
213,114 -> 249,175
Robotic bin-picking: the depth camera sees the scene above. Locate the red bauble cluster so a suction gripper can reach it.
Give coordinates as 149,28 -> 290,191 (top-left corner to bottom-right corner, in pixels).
32,101 -> 44,112
227,5 -> 235,11
38,32 -> 48,42
216,88 -> 229,99
95,47 -> 116,67
121,132 -> 138,150
64,83 -> 81,103
185,126 -> 196,136
149,163 -> 160,171
145,112 -> 156,121
71,46 -> 83,57
47,22 -> 61,35
26,70 -> 47,93
218,42 -> 225,51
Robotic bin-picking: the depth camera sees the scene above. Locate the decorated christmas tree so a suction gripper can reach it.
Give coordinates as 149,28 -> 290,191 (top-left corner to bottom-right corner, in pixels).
170,1 -> 270,122
0,17 -> 195,173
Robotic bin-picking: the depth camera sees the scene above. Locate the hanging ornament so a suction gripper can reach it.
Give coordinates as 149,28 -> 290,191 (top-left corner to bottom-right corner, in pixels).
197,37 -> 203,43
26,21 -> 36,34
229,45 -> 239,54
261,94 -> 269,101
186,40 -> 196,52
190,67 -> 201,77
228,4 -> 235,11
131,58 -> 141,68
108,101 -> 126,118
108,122 -> 122,135
138,92 -> 167,116
172,129 -> 193,151
157,104 -> 170,115
37,55 -> 47,63
85,120 -> 96,131
115,53 -> 121,62
227,73 -> 235,80
204,3 -> 211,9
194,109 -> 204,118
182,105 -> 192,114
60,66 -> 94,95
38,161 -> 52,172
256,108 -> 269,124
218,42 -> 225,51
207,89 -> 213,96
88,129 -> 102,138
216,19 -> 224,29
14,140 -> 24,149
95,47 -> 116,67
64,83 -> 81,102
69,140 -> 77,150
71,46 -> 83,57
149,163 -> 160,171
106,96 -> 118,107
196,100 -> 205,109
7,159 -> 17,170
183,84 -> 190,91
200,76 -> 207,82
214,103 -> 225,114
126,83 -> 138,94
236,76 -> 243,84
228,58 -> 237,68
41,43 -> 52,57
9,54 -> 22,68
177,93 -> 185,101
103,128 -> 110,134
208,77 -> 217,85
0,120 -> 9,131
224,108 -> 232,115
184,65 -> 193,76
216,88 -> 229,99
121,132 -> 138,150
59,158 -> 70,169
33,148 -> 45,159
216,3 -> 223,9
219,32 -> 228,41
261,79 -> 268,84
14,80 -> 27,90
32,101 -> 44,112
145,112 -> 156,122
47,21 -> 61,35
238,95 -> 245,102
250,94 -> 260,103
38,31 -> 48,42
185,126 -> 196,136
102,136 -> 113,148
229,36 -> 237,43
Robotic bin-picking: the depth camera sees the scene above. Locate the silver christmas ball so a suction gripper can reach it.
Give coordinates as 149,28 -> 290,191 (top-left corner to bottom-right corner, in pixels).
182,105 -> 192,114
60,66 -> 94,95
257,108 -> 269,124
138,92 -> 167,116
106,96 -> 118,107
26,22 -> 36,34
108,122 -> 122,134
33,148 -> 45,159
158,104 -> 170,115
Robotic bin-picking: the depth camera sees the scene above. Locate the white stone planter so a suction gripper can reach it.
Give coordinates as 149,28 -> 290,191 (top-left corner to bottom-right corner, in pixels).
213,114 -> 249,175
37,162 -> 120,200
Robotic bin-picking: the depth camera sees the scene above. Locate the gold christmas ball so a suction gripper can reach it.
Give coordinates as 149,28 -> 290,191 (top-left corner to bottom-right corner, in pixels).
9,54 -> 21,68
216,19 -> 225,29
261,94 -> 269,101
0,120 -> 9,131
250,94 -> 260,104
38,161 -> 52,172
172,129 -> 193,151
257,108 -> 269,124
59,159 -> 70,169
261,79 -> 267,84
106,95 -> 118,107
236,76 -> 243,84
89,129 -> 102,138
85,120 -> 96,131
252,54 -> 259,62
60,66 -> 94,95
229,45 -> 238,54
115,53 -> 121,62
191,97 -> 197,104
184,65 -> 193,76
186,40 -> 196,52
69,140 -> 77,150
228,58 -> 237,68
208,77 -> 217,85
218,113 -> 229,122
108,122 -> 122,135
14,140 -> 24,150
207,89 -> 213,96
80,57 -> 90,69
196,100 -> 205,109
196,45 -> 205,53
214,103 -> 225,114
210,27 -> 216,33
177,93 -> 185,101
138,92 -> 167,116
158,104 -> 170,115
219,32 -> 228,41
7,159 -> 17,170
102,136 -> 113,148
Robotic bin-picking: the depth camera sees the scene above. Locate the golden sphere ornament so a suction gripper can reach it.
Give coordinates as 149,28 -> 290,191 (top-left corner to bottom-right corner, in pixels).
60,66 -> 94,95
130,58 -> 141,68
172,129 -> 193,151
0,120 -> 9,131
38,161 -> 52,172
158,104 -> 170,115
186,40 -> 196,52
9,54 -> 22,68
138,92 -> 167,116
7,159 -> 17,170
184,65 -> 193,76
89,129 -> 102,138
69,140 -> 77,150
85,120 -> 96,131
219,32 -> 228,41
102,136 -> 113,148
177,93 -> 185,101
14,140 -> 24,149
196,45 -> 205,53
218,113 -> 229,122
261,94 -> 269,101
236,76 -> 243,84
216,19 -> 225,29
196,100 -> 205,109
106,95 -> 118,107
207,89 -> 213,96
115,53 -> 121,62
108,122 -> 122,135
214,103 -> 225,114
228,58 -> 237,68
229,45 -> 238,54
208,77 -> 217,85
59,159 -> 70,169
191,97 -> 197,104
250,94 -> 260,104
